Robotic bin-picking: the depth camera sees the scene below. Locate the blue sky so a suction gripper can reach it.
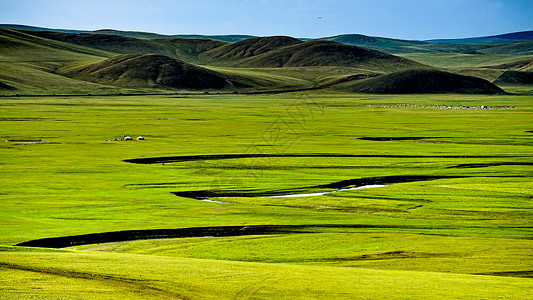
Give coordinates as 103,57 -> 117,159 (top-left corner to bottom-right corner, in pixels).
1,0 -> 531,39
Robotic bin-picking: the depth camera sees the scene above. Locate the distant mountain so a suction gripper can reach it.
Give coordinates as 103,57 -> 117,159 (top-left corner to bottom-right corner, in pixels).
316,34 -> 427,53
174,35 -> 257,43
92,29 -> 256,42
427,30 -> 533,43
92,29 -> 172,39
0,24 -> 86,33
3,24 -> 533,54
335,69 -> 504,94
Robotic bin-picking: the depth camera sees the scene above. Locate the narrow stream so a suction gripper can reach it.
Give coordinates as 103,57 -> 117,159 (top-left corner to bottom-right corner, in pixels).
263,184 -> 389,198
172,175 -> 457,201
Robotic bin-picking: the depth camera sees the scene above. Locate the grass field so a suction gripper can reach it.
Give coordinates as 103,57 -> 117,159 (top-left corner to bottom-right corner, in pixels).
0,91 -> 532,298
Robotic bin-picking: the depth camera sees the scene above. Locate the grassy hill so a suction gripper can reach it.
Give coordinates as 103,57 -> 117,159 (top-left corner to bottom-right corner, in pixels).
0,27 -> 131,94
0,27 -> 113,64
199,36 -> 303,64
493,70 -> 533,85
478,41 -> 533,55
63,53 -> 243,90
486,57 -> 533,71
23,30 -> 226,63
335,69 -> 504,94
231,40 -> 426,71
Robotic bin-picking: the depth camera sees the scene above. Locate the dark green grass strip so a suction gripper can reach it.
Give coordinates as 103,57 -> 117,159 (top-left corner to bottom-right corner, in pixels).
15,224 -> 444,249
448,162 -> 533,168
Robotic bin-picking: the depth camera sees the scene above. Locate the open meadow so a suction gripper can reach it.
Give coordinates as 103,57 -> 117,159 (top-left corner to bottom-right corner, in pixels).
1,91 -> 532,298
1,24 -> 533,298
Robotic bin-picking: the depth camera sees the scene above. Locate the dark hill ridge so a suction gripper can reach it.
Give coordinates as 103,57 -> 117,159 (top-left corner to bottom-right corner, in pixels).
232,40 -> 425,71
494,71 -> 533,85
92,29 -> 174,39
63,53 -> 239,89
427,30 -> 533,43
0,24 -> 86,33
488,31 -> 533,41
336,69 -> 504,94
318,34 -> 427,53
0,81 -> 16,90
320,34 -> 424,47
200,36 -> 303,62
89,29 -> 256,42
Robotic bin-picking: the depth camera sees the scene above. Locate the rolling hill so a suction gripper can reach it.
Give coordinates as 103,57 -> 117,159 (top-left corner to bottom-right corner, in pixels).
0,27 -> 126,94
1,25 -> 532,95
199,36 -> 303,63
493,70 -> 533,85
62,53 -> 242,89
335,69 -> 504,94
486,57 -> 533,72
20,30 -> 226,63
231,40 -> 426,71
0,27 -> 112,63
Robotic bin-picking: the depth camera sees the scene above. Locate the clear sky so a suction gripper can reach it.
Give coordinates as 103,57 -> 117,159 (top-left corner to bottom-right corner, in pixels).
1,0 -> 532,40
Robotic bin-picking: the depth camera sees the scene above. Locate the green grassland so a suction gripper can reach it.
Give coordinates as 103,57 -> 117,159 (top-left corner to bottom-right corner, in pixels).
1,26 -> 532,298
1,92 -> 532,298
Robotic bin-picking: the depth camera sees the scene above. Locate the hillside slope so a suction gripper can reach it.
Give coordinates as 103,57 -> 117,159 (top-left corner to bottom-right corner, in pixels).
0,27 -> 126,94
477,41 -> 533,55
199,36 -> 303,63
486,58 -> 533,72
62,53 -> 241,89
335,69 -> 504,94
22,30 -> 226,63
493,70 -> 533,85
0,27 -> 113,63
232,40 -> 425,71
0,81 -> 16,90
